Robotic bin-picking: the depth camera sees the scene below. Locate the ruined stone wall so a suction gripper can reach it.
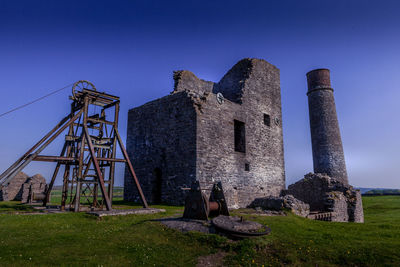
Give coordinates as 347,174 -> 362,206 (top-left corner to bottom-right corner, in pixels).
20,174 -> 47,203
325,191 -> 349,222
172,70 -> 214,95
286,173 -> 364,222
286,173 -> 333,211
0,172 -> 28,201
124,91 -> 197,205
0,172 -> 47,202
351,191 -> 364,223
196,59 -> 285,208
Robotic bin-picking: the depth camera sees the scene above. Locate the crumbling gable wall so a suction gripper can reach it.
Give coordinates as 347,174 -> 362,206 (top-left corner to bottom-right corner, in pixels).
173,70 -> 215,95
215,59 -> 252,103
195,59 -> 285,208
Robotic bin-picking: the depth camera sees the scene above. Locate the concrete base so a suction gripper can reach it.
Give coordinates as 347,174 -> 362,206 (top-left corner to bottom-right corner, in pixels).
87,208 -> 166,217
158,217 -> 216,234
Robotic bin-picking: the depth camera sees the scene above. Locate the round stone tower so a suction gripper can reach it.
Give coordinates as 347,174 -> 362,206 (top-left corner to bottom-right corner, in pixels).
306,69 -> 348,184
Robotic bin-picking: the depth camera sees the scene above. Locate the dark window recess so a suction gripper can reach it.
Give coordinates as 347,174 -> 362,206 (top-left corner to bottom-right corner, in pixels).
152,168 -> 162,204
245,163 -> 250,171
234,120 -> 246,153
264,114 -> 271,126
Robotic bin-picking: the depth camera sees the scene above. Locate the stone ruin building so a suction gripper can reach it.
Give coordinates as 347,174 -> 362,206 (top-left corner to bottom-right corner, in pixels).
0,172 -> 47,203
124,58 -> 364,222
124,58 -> 285,208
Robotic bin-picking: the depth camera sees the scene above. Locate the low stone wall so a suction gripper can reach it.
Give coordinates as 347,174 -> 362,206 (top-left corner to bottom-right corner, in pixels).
249,194 -> 310,218
325,191 -> 349,222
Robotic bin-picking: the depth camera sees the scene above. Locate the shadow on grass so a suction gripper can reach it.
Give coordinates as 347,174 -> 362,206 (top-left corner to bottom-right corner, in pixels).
112,199 -> 183,210
0,201 -> 38,213
112,199 -> 144,207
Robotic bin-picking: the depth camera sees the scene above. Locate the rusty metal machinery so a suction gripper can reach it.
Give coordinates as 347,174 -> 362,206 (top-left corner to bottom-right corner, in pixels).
182,181 -> 271,239
27,190 -> 47,204
0,81 -> 148,211
183,181 -> 229,220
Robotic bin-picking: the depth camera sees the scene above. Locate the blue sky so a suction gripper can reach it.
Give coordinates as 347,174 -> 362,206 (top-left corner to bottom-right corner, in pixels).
0,0 -> 399,188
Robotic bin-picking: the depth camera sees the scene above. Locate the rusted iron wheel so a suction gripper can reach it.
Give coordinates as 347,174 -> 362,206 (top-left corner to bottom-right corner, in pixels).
212,215 -> 271,239
72,80 -> 96,100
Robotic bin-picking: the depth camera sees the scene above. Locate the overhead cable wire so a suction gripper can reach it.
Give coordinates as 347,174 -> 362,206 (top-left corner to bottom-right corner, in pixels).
0,82 -> 74,118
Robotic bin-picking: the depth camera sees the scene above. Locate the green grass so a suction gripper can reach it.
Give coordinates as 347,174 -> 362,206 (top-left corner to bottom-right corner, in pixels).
364,189 -> 400,195
0,196 -> 399,266
226,196 -> 400,266
46,186 -> 125,206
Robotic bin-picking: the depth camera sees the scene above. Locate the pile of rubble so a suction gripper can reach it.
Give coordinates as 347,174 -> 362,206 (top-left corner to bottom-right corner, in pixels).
249,194 -> 310,217
285,173 -> 364,222
249,173 -> 364,223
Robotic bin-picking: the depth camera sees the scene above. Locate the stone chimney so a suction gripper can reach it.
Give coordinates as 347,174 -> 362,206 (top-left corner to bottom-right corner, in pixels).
306,69 -> 348,184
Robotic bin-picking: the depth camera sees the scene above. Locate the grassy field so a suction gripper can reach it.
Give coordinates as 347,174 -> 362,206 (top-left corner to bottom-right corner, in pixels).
0,196 -> 399,266
44,186 -> 125,207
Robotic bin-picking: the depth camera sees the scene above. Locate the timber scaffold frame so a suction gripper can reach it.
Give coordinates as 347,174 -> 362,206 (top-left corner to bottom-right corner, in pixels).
0,81 -> 148,211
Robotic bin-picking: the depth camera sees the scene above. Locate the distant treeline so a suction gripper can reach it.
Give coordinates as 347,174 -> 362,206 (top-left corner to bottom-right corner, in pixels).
363,189 -> 400,196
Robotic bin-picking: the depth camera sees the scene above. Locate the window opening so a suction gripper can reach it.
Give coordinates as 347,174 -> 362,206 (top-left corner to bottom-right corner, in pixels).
234,120 -> 246,153
264,114 -> 270,126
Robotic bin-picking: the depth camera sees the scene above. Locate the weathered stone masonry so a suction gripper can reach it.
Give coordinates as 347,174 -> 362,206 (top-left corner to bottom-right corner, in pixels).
307,69 -> 348,184
124,58 -> 285,208
285,173 -> 364,223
